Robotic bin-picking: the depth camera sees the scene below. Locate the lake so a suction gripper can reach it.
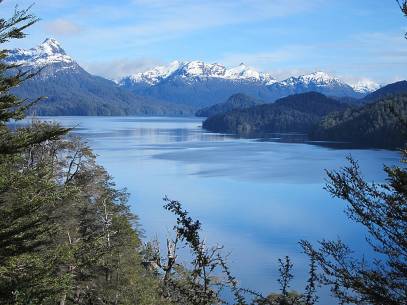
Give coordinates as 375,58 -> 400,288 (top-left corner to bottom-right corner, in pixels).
26,116 -> 400,304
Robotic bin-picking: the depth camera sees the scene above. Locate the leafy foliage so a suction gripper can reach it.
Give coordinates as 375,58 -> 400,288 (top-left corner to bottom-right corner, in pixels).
301,151 -> 407,305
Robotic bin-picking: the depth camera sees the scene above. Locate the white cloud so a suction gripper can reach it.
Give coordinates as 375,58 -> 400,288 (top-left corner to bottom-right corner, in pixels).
44,19 -> 82,36
81,58 -> 162,80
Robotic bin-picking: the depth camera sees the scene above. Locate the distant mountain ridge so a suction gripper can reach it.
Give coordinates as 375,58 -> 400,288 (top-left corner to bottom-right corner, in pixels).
5,39 -> 194,116
119,62 -> 378,107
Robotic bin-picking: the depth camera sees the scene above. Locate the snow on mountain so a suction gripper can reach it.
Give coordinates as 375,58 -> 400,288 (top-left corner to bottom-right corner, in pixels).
128,60 -> 182,85
4,39 -> 375,109
224,63 -> 277,85
120,61 -> 277,86
6,38 -> 75,68
351,79 -> 380,94
278,71 -> 344,88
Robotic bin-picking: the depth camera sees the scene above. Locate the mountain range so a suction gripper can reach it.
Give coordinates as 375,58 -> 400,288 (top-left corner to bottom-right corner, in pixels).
119,61 -> 380,107
5,38 -> 383,116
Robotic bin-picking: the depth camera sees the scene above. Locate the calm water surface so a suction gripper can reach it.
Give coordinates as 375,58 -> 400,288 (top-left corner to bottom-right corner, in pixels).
29,116 -> 400,304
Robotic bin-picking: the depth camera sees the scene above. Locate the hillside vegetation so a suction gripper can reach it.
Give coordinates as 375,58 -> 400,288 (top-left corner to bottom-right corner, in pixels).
203,92 -> 349,135
311,94 -> 407,148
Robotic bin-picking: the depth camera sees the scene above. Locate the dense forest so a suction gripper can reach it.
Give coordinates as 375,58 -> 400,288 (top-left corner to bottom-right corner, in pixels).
310,94 -> 407,148
203,92 -> 349,136
1,3 -> 406,305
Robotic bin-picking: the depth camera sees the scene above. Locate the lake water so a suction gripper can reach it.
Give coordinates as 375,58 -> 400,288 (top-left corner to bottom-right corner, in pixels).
27,116 -> 400,304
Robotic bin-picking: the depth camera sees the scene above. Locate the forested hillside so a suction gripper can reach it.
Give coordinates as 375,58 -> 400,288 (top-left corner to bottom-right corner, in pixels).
311,94 -> 407,148
203,92 -> 349,135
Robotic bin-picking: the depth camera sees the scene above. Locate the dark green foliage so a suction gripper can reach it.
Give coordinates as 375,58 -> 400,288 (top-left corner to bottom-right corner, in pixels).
203,92 -> 348,136
0,5 -> 169,305
196,93 -> 260,117
301,151 -> 407,305
278,256 -> 294,298
311,94 -> 407,148
0,132 -> 170,305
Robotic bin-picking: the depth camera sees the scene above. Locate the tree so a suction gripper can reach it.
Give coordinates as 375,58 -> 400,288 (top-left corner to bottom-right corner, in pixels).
0,5 -> 68,154
0,4 -> 166,304
397,0 -> 407,38
142,198 -> 319,305
301,152 -> 407,305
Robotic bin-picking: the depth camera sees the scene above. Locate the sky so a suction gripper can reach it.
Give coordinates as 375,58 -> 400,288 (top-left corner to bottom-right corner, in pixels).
2,0 -> 407,84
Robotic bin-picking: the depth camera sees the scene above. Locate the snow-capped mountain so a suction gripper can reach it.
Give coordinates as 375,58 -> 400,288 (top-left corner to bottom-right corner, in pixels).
268,71 -> 359,99
6,38 -> 79,76
278,71 -> 343,87
5,38 -> 383,113
120,64 -> 369,107
121,61 -> 276,86
351,79 -> 381,94
126,61 -> 182,86
5,38 -> 193,116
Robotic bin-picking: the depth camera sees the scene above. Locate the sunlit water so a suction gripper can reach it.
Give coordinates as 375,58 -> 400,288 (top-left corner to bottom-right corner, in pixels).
18,116 -> 400,304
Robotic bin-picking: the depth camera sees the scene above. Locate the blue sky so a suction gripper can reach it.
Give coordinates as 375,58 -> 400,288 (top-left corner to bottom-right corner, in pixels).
2,0 -> 407,83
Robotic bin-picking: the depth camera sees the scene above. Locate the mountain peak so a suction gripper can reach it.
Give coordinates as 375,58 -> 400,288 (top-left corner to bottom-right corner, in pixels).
300,71 -> 338,83
5,38 -> 76,75
40,38 -> 66,55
